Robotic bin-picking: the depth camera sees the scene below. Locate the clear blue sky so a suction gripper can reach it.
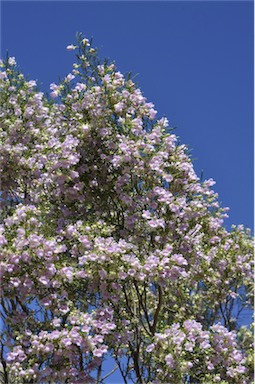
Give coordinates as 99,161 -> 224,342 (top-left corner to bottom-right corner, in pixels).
1,1 -> 253,381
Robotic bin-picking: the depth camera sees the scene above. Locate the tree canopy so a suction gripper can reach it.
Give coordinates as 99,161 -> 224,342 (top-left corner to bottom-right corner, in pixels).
0,34 -> 253,383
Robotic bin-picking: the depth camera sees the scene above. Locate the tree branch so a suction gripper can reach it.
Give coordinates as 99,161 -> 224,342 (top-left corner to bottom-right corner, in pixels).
101,364 -> 119,381
151,285 -> 162,335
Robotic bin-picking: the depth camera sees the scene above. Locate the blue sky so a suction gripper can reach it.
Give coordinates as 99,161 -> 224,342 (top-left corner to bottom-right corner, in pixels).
1,1 -> 253,381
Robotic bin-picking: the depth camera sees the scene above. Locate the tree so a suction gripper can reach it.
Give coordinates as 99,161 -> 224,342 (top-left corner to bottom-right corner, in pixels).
0,34 -> 253,384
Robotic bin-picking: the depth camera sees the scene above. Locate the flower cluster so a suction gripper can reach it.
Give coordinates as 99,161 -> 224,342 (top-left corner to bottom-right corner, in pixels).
145,321 -> 248,383
6,308 -> 116,383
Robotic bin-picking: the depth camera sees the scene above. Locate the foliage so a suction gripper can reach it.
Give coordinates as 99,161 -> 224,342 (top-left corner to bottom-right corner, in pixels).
0,34 -> 253,383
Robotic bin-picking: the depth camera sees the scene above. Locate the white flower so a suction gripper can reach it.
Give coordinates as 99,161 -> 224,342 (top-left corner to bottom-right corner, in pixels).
27,80 -> 37,88
8,57 -> 16,66
66,44 -> 76,51
82,38 -> 90,46
50,91 -> 58,98
0,71 -> 7,79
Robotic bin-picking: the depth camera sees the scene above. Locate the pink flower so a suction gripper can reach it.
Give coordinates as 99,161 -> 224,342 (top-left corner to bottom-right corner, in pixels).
207,362 -> 214,371
118,271 -> 127,279
38,276 -> 50,286
50,91 -> 58,98
142,210 -> 151,219
65,73 -> 75,82
148,218 -> 165,229
0,234 -> 7,246
61,267 -> 73,282
114,102 -> 125,113
93,345 -> 108,357
52,318 -> 61,328
165,354 -> 174,368
235,366 -> 246,374
171,254 -> 188,266
200,341 -> 211,349
146,344 -> 155,352
61,337 -> 72,347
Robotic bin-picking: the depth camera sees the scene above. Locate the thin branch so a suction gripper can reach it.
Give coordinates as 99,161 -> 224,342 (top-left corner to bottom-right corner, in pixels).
151,285 -> 163,335
133,281 -> 153,335
114,357 -> 129,384
101,364 -> 119,381
0,342 -> 8,384
123,285 -> 134,316
128,340 -> 143,384
96,362 -> 102,384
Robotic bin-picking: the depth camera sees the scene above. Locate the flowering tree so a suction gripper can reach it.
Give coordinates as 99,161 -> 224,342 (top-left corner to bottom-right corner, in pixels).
0,34 -> 253,384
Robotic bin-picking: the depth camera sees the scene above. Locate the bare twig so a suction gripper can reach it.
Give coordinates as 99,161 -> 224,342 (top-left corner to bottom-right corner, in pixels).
101,364 -> 119,381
